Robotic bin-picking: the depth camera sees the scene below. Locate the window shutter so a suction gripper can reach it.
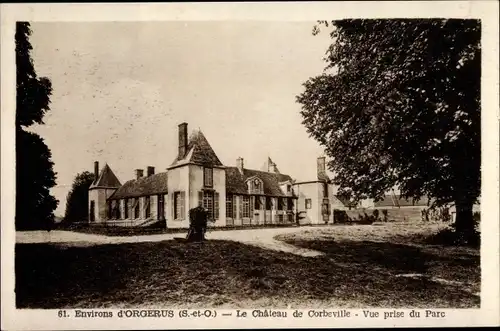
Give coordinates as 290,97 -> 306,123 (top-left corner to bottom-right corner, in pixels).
214,192 -> 219,220
181,192 -> 185,219
238,195 -> 243,219
250,196 -> 254,217
171,193 -> 175,219
233,195 -> 237,219
198,191 -> 203,207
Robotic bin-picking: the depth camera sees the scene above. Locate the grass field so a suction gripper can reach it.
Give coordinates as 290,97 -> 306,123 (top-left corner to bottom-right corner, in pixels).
15,222 -> 480,309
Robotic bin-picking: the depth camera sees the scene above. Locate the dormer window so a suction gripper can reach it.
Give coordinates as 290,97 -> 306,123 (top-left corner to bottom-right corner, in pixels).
287,185 -> 291,193
246,176 -> 263,194
203,167 -> 213,187
254,179 -> 261,191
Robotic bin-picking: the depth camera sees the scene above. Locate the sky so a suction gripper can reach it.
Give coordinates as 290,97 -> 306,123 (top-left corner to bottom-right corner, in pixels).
29,21 -> 334,216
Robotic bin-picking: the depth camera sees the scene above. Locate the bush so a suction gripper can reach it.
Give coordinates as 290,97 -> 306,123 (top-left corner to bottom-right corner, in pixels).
333,209 -> 350,224
427,227 -> 480,248
381,209 -> 388,222
426,208 -> 480,247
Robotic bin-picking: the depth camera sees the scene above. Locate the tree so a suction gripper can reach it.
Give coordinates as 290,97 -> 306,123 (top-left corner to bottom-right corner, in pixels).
297,19 -> 480,240
63,171 -> 95,224
16,22 -> 58,230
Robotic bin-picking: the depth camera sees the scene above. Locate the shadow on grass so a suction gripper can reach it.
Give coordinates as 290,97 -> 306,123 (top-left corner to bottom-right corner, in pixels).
16,239 -> 479,309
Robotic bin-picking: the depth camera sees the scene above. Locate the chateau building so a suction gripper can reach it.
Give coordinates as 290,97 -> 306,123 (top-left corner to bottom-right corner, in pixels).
88,122 -> 346,227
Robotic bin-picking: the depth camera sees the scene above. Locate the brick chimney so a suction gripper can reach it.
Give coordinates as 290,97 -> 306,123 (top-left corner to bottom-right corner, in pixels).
178,122 -> 188,159
147,166 -> 155,177
317,156 -> 326,173
94,161 -> 99,183
135,169 -> 144,180
237,157 -> 244,174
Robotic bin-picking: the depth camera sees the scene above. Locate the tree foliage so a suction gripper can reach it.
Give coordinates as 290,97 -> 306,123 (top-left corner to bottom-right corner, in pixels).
297,19 -> 480,236
63,171 -> 95,223
16,22 -> 58,230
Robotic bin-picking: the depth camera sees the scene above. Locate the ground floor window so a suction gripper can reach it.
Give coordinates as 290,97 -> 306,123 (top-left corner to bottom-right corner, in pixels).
124,198 -> 129,219
266,197 -> 272,210
242,196 -> 250,218
199,190 -> 220,221
144,196 -> 151,218
226,195 -> 233,218
89,201 -> 95,222
158,194 -> 165,220
254,196 -> 262,210
133,198 -> 140,219
278,197 -> 284,210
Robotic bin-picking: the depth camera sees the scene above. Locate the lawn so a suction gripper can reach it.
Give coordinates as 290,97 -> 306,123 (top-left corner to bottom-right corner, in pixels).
15,223 -> 480,309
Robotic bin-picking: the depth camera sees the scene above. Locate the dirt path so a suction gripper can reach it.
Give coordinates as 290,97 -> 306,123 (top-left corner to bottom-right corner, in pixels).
16,226 -> 326,257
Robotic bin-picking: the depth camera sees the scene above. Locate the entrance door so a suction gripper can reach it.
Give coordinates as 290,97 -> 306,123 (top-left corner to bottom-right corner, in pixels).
89,201 -> 95,222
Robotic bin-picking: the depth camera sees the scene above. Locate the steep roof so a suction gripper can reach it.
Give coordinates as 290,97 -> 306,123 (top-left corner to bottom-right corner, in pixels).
109,172 -> 169,199
226,167 -> 294,197
374,195 -> 431,207
260,157 -> 281,174
90,164 -> 121,189
170,130 -> 223,168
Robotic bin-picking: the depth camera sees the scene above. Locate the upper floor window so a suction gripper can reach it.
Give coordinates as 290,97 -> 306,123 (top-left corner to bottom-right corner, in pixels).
305,198 -> 312,209
287,185 -> 292,193
204,167 -> 213,187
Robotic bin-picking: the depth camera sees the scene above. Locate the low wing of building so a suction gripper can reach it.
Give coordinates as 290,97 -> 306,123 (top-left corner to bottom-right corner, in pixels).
88,122 -> 301,228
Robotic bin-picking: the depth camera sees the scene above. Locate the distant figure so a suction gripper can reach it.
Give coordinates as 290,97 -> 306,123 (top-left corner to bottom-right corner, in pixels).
186,206 -> 208,242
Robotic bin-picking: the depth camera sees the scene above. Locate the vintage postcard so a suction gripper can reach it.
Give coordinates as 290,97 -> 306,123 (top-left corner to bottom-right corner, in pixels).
1,1 -> 499,330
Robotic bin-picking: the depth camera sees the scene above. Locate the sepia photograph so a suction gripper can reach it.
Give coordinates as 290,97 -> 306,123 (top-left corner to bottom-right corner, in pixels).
1,2 -> 499,330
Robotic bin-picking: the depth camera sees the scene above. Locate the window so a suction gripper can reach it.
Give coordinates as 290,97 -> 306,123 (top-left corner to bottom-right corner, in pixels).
323,182 -> 328,198
214,192 -> 220,220
116,200 -> 121,219
174,192 -> 185,220
278,198 -> 284,210
265,197 -> 272,210
305,198 -> 312,209
134,198 -> 140,219
107,201 -> 112,219
287,185 -> 291,193
158,194 -> 165,220
287,198 -> 294,211
89,201 -> 95,222
199,190 -> 219,220
254,196 -> 261,209
203,167 -> 213,187
242,196 -> 250,218
233,195 -> 237,219
144,196 -> 151,218
124,198 -> 129,219
226,195 -> 233,218
202,191 -> 214,219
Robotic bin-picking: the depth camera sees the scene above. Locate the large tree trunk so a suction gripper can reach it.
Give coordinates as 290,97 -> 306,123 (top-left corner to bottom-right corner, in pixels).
454,200 -> 475,238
